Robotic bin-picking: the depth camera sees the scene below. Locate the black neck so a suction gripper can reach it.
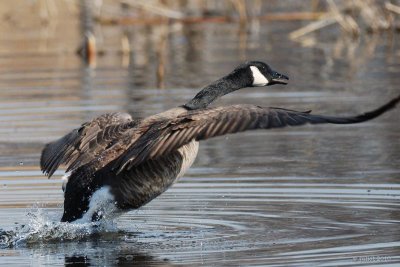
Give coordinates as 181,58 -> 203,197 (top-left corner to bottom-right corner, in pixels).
183,68 -> 251,110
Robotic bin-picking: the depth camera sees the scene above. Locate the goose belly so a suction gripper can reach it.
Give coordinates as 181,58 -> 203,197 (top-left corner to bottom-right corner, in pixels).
110,140 -> 199,210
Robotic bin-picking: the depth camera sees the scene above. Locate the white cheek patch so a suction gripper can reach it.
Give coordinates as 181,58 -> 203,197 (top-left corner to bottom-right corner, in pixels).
250,66 -> 269,86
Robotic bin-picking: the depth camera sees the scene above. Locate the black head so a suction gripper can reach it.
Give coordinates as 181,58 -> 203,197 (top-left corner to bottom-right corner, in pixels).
235,61 -> 289,87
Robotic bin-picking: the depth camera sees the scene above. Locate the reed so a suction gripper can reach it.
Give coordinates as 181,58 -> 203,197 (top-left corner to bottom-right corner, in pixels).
291,0 -> 394,40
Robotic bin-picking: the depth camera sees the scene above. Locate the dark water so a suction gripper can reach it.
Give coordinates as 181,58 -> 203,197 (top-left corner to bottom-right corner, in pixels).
1,5 -> 400,266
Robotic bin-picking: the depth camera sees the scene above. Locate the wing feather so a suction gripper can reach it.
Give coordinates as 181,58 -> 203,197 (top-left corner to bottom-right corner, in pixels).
114,95 -> 400,172
40,112 -> 137,177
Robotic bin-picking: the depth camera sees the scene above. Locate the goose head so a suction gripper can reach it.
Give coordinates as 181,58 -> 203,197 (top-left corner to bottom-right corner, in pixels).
184,61 -> 289,110
244,61 -> 289,86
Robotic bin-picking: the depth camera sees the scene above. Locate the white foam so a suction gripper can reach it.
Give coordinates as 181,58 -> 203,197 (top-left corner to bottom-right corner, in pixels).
1,205 -> 119,248
74,186 -> 118,224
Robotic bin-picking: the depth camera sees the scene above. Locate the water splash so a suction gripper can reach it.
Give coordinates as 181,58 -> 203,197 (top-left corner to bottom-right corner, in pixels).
0,206 -> 118,248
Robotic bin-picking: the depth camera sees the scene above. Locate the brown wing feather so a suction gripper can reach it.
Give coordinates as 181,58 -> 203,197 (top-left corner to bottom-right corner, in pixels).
40,112 -> 137,177
114,95 -> 400,172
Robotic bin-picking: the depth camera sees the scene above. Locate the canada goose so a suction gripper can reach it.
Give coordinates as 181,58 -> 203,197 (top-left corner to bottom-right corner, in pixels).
40,61 -> 400,223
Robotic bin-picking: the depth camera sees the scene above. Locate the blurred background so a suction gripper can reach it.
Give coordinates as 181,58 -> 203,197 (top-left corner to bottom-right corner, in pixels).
1,0 -> 400,139
0,1 -> 400,266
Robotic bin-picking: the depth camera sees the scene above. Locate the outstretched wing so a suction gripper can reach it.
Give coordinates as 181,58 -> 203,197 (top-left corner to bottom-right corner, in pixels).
114,95 -> 400,172
40,112 -> 138,177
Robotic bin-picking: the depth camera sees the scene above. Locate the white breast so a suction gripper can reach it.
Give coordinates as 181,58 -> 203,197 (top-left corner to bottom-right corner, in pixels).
177,140 -> 199,179
61,172 -> 71,193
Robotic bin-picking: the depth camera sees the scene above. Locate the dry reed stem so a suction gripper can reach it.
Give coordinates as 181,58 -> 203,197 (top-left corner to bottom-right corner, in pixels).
353,0 -> 389,32
96,12 -> 327,26
327,0 -> 360,36
289,16 -> 336,40
231,0 -> 248,25
290,0 -> 392,41
385,1 -> 400,15
121,0 -> 184,19
77,31 -> 97,66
